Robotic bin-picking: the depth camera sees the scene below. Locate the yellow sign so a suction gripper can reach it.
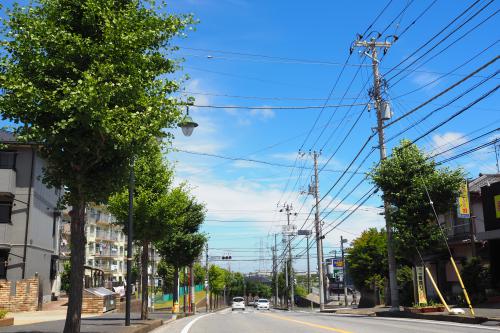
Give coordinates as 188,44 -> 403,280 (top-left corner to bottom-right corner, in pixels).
416,266 -> 427,305
332,259 -> 344,267
495,195 -> 500,219
457,181 -> 470,218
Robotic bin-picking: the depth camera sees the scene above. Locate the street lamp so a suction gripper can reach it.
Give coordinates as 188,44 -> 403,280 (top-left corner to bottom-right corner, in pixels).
178,105 -> 198,137
125,109 -> 199,326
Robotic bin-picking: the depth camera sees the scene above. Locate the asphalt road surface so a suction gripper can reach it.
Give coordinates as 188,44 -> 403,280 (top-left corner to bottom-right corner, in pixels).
152,308 -> 500,333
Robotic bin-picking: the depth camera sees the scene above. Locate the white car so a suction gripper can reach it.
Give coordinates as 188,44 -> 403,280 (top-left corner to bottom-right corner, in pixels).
256,298 -> 270,310
232,297 -> 245,311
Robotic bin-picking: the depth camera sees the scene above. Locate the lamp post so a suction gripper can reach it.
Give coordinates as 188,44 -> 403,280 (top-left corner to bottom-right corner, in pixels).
125,105 -> 199,326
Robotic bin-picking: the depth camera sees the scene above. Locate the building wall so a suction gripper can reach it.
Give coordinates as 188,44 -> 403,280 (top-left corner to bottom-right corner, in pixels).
1,147 -> 61,303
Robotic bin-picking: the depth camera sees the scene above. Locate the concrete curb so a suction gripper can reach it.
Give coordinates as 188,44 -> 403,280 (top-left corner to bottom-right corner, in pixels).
119,319 -> 164,333
375,311 -> 489,325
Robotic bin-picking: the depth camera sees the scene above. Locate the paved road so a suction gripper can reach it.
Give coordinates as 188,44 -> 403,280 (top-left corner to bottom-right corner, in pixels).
153,308 -> 500,333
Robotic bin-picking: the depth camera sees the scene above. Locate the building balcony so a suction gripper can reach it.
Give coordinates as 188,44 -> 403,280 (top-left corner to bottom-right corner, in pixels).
0,168 -> 16,195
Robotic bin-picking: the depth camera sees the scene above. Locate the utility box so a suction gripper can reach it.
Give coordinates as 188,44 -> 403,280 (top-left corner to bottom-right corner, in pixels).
82,287 -> 116,314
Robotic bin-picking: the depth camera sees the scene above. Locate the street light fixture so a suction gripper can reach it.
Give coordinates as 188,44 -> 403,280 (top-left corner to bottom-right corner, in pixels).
178,105 -> 198,137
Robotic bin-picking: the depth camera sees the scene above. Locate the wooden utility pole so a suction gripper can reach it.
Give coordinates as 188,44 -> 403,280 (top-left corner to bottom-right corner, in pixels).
312,151 -> 326,311
353,37 -> 399,309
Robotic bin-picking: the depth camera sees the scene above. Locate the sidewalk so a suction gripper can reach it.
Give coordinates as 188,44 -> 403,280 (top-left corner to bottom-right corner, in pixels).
322,304 -> 500,325
0,311 -> 170,333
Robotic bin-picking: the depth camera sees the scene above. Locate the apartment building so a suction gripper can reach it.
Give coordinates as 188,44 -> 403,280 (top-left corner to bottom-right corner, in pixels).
86,206 -> 127,283
61,205 -> 127,286
0,130 -> 62,302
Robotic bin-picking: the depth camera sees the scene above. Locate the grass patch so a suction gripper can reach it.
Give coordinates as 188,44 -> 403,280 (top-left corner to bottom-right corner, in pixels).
154,290 -> 206,310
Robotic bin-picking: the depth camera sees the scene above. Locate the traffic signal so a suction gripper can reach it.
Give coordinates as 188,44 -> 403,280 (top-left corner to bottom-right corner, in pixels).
221,255 -> 232,260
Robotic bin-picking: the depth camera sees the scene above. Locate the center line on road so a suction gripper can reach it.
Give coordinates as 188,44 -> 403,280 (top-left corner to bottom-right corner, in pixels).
262,313 -> 354,333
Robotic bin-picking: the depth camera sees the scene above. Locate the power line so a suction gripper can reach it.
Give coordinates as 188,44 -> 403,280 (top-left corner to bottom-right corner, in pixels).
411,85 -> 499,145
383,0 -> 482,77
173,148 -> 367,174
389,8 -> 499,87
386,0 -> 495,83
191,102 -> 368,110
384,56 -> 499,129
385,69 -> 499,144
397,0 -> 438,38
392,40 -> 499,100
436,139 -> 500,165
429,128 -> 499,160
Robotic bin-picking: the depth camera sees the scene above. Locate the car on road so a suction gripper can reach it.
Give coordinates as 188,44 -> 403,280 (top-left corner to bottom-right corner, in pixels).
232,297 -> 245,311
256,298 -> 270,310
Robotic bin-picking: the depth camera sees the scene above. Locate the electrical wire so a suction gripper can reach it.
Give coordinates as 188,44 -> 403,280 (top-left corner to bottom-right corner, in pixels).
386,0 -> 495,83
384,56 -> 499,129
383,0 -> 482,77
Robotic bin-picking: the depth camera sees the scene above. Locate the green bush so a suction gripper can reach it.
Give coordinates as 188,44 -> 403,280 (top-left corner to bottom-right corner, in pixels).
0,310 -> 8,319
397,266 -> 414,306
461,257 -> 490,304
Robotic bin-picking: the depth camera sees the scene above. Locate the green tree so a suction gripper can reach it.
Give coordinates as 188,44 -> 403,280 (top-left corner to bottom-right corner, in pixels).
60,262 -> 71,294
371,140 -> 464,261
156,259 -> 174,293
193,262 -> 206,285
108,144 -> 173,319
346,228 -> 387,307
156,191 -> 206,306
208,264 -> 227,309
0,1 -> 192,331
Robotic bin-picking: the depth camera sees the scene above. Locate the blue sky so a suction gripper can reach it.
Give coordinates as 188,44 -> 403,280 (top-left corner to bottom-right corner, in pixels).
1,0 -> 499,273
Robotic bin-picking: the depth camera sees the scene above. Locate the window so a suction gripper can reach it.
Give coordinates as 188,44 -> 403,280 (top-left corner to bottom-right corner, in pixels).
0,151 -> 17,169
0,250 -> 8,279
0,201 -> 13,224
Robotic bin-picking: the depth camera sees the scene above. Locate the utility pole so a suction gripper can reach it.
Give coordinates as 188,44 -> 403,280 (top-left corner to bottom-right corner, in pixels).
495,142 -> 499,173
280,204 -> 296,310
306,233 -> 313,310
205,243 -> 210,313
341,236 -> 348,306
274,234 -> 278,308
311,151 -> 326,311
353,37 -> 399,310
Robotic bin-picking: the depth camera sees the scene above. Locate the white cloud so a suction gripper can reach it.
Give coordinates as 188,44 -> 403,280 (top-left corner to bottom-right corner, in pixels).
271,152 -> 300,162
249,107 -> 275,120
411,71 -> 441,91
430,132 -> 467,157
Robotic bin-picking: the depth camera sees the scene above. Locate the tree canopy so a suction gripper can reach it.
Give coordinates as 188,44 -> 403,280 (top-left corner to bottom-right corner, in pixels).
371,140 -> 464,259
0,1 -> 193,331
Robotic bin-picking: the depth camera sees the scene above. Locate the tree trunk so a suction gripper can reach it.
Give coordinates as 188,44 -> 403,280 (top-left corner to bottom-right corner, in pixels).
141,241 -> 149,320
63,200 -> 86,333
173,266 -> 179,305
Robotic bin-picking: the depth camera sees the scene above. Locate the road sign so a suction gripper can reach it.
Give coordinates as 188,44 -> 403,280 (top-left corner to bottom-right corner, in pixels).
332,258 -> 344,267
298,229 -> 312,236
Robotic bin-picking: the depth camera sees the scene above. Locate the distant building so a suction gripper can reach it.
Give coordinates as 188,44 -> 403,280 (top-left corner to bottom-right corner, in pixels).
0,130 -> 62,302
60,205 -> 127,287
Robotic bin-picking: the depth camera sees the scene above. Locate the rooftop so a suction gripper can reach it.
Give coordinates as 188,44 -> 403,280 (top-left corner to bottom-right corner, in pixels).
469,173 -> 500,193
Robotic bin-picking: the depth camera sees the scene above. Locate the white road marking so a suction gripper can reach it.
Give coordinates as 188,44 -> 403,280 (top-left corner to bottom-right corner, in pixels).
337,314 -> 500,331
180,313 -> 213,333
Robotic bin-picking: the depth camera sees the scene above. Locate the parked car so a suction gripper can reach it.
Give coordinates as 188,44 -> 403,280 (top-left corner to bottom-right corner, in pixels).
256,298 -> 270,310
232,297 -> 245,311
